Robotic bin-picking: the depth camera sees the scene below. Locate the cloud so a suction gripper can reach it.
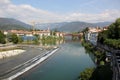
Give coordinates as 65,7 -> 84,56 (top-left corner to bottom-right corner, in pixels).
65,9 -> 120,23
0,0 -> 120,24
0,0 -> 62,23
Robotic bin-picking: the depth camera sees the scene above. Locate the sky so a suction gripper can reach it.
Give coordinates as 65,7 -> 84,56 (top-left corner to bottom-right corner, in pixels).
0,0 -> 120,24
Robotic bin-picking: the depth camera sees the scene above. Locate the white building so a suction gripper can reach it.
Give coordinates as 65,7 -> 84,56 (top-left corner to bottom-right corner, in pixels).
85,27 -> 102,45
85,31 -> 91,41
56,32 -> 64,38
3,31 -> 8,35
35,30 -> 50,38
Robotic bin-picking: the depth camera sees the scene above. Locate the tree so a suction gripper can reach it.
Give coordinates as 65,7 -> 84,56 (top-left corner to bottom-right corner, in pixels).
82,27 -> 89,33
53,31 -> 56,36
18,36 -> 23,43
98,18 -> 120,48
42,34 -> 45,40
11,34 -> 19,44
50,31 -> 53,35
97,30 -> 108,44
52,29 -> 58,36
33,38 -> 39,45
107,18 -> 120,39
0,31 -> 6,44
82,27 -> 89,40
79,68 -> 94,80
90,65 -> 113,80
100,61 -> 105,65
34,34 -> 40,39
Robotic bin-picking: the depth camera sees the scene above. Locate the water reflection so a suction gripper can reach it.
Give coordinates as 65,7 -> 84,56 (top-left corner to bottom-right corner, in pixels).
21,36 -> 36,41
39,39 -> 65,47
21,35 -> 65,47
21,35 -> 83,48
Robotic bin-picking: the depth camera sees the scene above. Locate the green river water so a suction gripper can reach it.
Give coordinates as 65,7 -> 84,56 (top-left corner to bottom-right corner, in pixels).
18,41 -> 95,80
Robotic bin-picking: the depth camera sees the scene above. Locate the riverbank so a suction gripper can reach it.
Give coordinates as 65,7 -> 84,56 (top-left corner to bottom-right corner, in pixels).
78,40 -> 113,80
81,40 -> 106,64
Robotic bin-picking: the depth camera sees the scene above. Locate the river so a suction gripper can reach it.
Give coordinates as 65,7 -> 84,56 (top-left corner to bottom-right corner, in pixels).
17,41 -> 95,80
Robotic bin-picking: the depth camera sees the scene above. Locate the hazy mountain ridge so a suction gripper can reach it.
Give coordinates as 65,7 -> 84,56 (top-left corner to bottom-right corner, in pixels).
0,18 -> 112,32
0,18 -> 31,30
56,21 -> 94,32
55,21 -> 112,32
36,21 -> 112,32
93,22 -> 112,27
35,22 -> 67,30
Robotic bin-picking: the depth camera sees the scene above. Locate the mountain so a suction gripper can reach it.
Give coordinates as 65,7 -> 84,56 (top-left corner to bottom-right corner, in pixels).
35,22 -> 67,30
55,21 -> 112,32
93,22 -> 112,27
56,21 -> 95,32
35,21 -> 112,32
0,18 -> 112,32
0,18 -> 31,30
